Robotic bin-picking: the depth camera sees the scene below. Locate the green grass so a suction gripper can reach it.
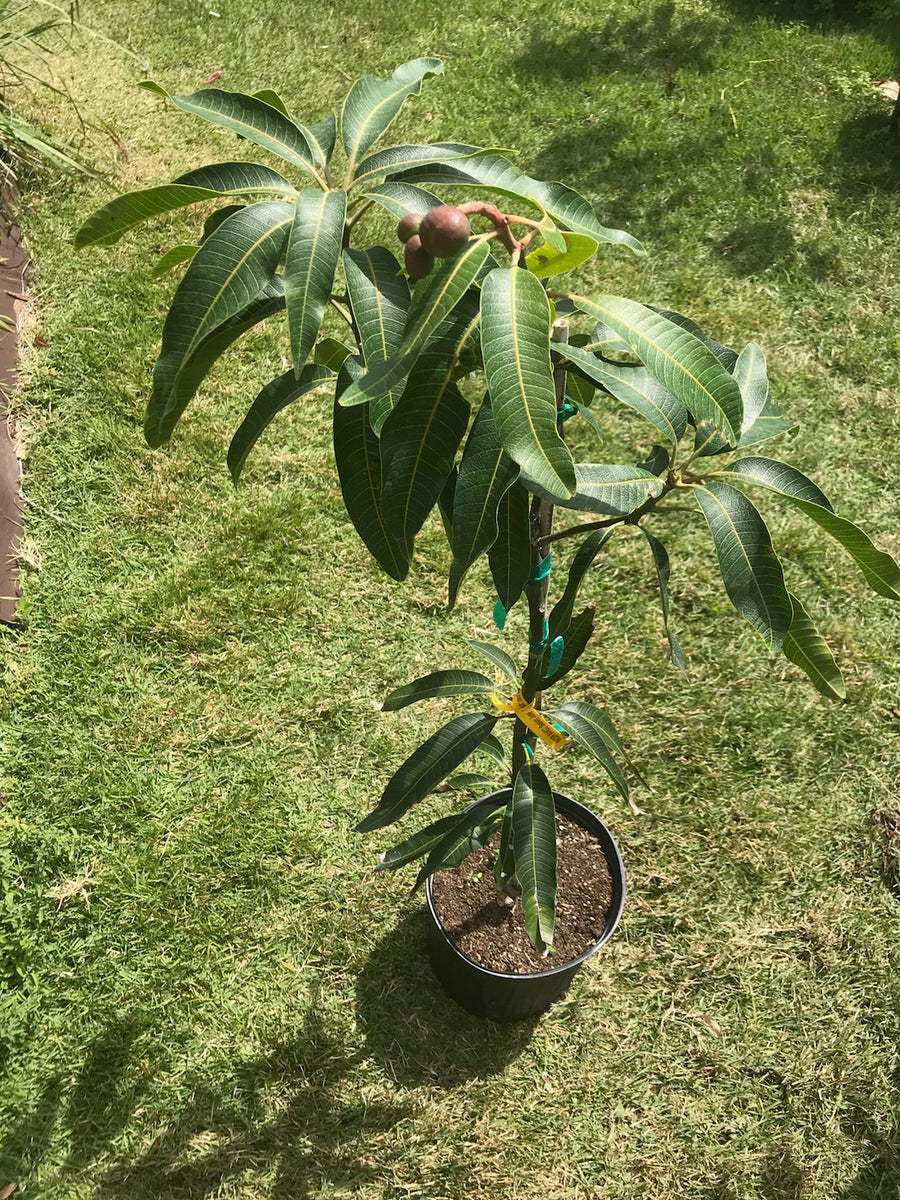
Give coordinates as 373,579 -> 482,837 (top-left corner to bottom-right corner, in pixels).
1,1 -> 899,1196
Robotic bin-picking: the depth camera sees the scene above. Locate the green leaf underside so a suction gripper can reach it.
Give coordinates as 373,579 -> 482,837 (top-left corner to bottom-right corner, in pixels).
541,606 -> 595,688
512,763 -> 557,951
722,457 -> 900,602
412,804 -> 506,893
339,240 -> 490,407
783,592 -> 846,700
642,529 -> 687,670
342,58 -> 443,176
526,464 -> 664,515
382,669 -> 494,711
649,306 -> 738,370
553,702 -> 630,801
145,279 -> 286,446
489,480 -> 531,615
284,188 -> 347,373
734,343 -> 768,432
252,88 -> 291,117
343,246 -> 411,434
202,205 -> 246,242
571,296 -> 743,444
363,181 -> 444,221
150,201 -> 293,437
172,89 -> 323,179
694,480 -> 792,650
468,640 -> 519,684
448,395 -> 520,608
314,337 -> 353,371
74,186 -> 250,249
355,712 -> 498,832
376,803 -> 503,874
548,528 -> 613,641
480,268 -> 575,499
151,244 -> 199,276
351,143 -> 495,191
388,155 -> 644,253
556,343 -> 688,444
526,231 -> 598,278
228,364 -> 334,481
333,359 -> 410,581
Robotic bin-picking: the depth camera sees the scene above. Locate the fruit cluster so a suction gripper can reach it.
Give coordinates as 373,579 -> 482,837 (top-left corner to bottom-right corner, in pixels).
397,204 -> 472,278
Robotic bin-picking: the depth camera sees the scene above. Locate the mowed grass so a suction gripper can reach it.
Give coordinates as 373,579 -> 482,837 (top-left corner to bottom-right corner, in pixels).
0,1 -> 899,1196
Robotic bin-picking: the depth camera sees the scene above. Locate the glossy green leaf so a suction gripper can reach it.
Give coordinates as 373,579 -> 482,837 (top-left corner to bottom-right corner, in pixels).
649,306 -> 738,370
526,464 -> 664,515
694,480 -> 792,650
355,712 -> 498,832
493,796 -> 515,892
541,605 -> 595,688
733,345 -> 794,448
177,160 -> 297,195
342,58 -> 443,176
526,231 -> 598,278
284,188 -> 347,374
252,88 -> 290,117
342,246 -> 410,434
783,592 -> 846,701
382,670 -> 494,711
363,180 -> 443,221
555,343 -> 688,445
307,114 -> 338,165
333,358 -> 411,581
376,805 -> 499,874
479,734 -> 508,768
512,762 -> 557,951
172,89 -> 325,182
201,204 -> 246,242
446,773 -> 496,790
480,267 -> 575,499
468,640 -> 519,683
150,244 -> 198,277
548,528 -> 613,641
438,467 -> 457,552
313,337 -> 353,371
721,456 -> 900,600
148,204 -> 293,443
412,803 -> 506,894
553,701 -> 630,801
228,364 -> 334,482
642,529 -> 686,670
339,239 -> 490,407
489,480 -> 531,617
448,395 -> 520,607
352,142 -> 490,192
572,295 -> 743,444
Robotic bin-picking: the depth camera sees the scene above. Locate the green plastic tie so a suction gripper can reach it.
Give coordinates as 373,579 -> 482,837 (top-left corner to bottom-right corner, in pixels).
543,635 -> 565,678
493,597 -> 507,631
559,400 -> 578,422
530,617 -> 549,654
529,554 -> 552,582
521,740 -> 535,759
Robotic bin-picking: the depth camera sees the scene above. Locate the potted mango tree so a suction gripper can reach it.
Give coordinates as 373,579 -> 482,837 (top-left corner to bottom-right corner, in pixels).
76,60 -> 900,1021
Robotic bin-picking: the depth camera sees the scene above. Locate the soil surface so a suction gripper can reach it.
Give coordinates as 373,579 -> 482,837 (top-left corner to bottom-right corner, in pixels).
430,813 -> 613,974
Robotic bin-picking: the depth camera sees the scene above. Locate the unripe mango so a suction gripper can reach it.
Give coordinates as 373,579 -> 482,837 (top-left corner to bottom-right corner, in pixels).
397,212 -> 422,244
404,235 -> 434,279
418,205 -> 471,258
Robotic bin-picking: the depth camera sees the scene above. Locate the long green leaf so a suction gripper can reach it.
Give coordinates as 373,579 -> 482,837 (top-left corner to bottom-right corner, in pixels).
342,58 -> 443,177
572,296 -> 743,444
512,762 -> 557,952
642,529 -> 687,670
172,89 -> 325,182
284,188 -> 347,374
343,246 -> 411,434
694,480 -> 792,649
363,180 -> 444,222
526,464 -> 664,515
489,480 -> 531,617
541,605 -> 595,688
468,640 -> 519,683
480,267 -> 575,499
306,113 -> 338,165
352,142 -> 491,192
553,701 -> 630,801
412,803 -> 506,893
732,344 -> 794,448
721,456 -> 900,601
480,734 -> 507,769
355,713 -> 498,832
339,240 -> 490,407
493,795 -> 516,892
526,231 -> 598,279
382,670 -> 494,712
448,395 -> 520,608
548,528 -> 613,640
227,365 -> 334,482
783,592 -> 846,701
151,244 -> 199,277
376,809 -> 496,873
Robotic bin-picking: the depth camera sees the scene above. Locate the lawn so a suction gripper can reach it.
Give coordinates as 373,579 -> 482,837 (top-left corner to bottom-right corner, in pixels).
1,1 -> 899,1197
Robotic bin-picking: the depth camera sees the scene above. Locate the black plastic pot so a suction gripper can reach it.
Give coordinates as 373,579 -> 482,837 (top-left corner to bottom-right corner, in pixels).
425,789 -> 626,1023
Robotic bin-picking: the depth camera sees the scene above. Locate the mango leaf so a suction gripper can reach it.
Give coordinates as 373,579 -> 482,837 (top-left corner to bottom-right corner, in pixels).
555,343 -> 688,445
284,188 -> 347,374
177,160 -> 297,195
448,395 -> 520,608
447,773 -> 496,790
201,204 -> 246,242
571,296 -> 743,444
730,344 -> 795,449
151,244 -> 198,277
377,807 -> 499,874
512,762 -> 557,951
783,592 -> 846,701
541,605 -> 595,688
339,240 -> 490,407
355,712 -> 498,832
493,796 -> 516,892
479,733 -> 508,768
438,467 -> 457,551
721,456 -> 900,601
553,701 -> 630,801
227,364 -> 334,482
642,529 -> 686,670
307,113 -> 338,164
489,480 -> 531,617
694,480 -> 792,650
480,267 -> 576,499
363,180 -> 443,221
333,358 -> 411,581
526,464 -> 664,515
342,246 -> 410,434
382,669 -> 494,711
172,89 -> 326,182
314,337 -> 353,371
649,306 -> 738,370
147,206 -> 293,444
548,528 -> 613,640
526,231 -> 598,279
352,142 -> 493,192
252,88 -> 291,117
411,803 -> 506,894
468,640 -> 519,683
342,58 -> 443,176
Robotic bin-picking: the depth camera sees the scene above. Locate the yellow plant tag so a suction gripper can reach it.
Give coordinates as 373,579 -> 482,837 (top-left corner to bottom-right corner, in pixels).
510,692 -> 569,751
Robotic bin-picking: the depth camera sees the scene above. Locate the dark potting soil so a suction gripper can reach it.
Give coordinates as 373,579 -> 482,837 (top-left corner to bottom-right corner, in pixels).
430,812 -> 613,974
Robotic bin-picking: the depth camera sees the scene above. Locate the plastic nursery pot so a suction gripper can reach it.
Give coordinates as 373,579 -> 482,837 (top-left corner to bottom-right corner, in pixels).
425,789 -> 626,1023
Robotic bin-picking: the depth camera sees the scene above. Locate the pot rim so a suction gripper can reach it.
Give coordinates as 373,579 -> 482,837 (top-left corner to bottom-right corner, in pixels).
424,787 -> 626,982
